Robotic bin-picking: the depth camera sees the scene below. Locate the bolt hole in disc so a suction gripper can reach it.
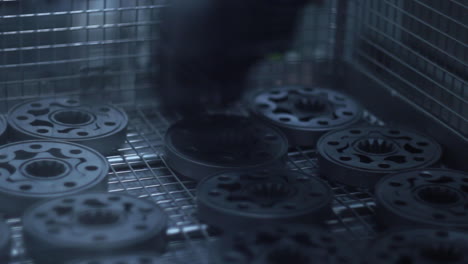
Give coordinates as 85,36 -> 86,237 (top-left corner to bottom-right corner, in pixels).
22,193 -> 168,264
7,97 -> 128,154
0,115 -> 7,144
0,219 -> 11,262
249,86 -> 363,146
375,169 -> 468,230
364,229 -> 468,264
215,225 -> 360,264
0,140 -> 109,216
317,126 -> 442,188
164,114 -> 289,181
196,170 -> 333,230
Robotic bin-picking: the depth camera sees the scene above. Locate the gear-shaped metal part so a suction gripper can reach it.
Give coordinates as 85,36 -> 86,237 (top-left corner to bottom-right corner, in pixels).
7,97 -> 128,154
0,219 -> 11,262
0,140 -> 109,216
0,115 -> 7,144
363,229 -> 468,264
375,169 -> 468,230
249,86 -> 363,146
23,193 -> 168,264
317,126 -> 442,188
213,225 -> 359,264
197,170 -> 333,230
164,115 -> 289,181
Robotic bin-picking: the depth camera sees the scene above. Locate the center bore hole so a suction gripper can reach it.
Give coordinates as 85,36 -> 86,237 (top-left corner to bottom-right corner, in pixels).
295,97 -> 328,113
216,129 -> 255,148
267,247 -> 309,264
248,182 -> 293,199
357,138 -> 395,154
420,244 -> 463,262
25,160 -> 67,178
417,186 -> 460,205
54,110 -> 92,125
78,210 -> 120,226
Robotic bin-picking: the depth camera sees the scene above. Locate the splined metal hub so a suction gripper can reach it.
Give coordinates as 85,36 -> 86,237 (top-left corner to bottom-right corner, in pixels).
7,97 -> 128,154
196,170 -> 333,230
23,193 -> 168,264
0,140 -> 109,216
249,86 -> 363,146
0,219 -> 11,262
213,225 -> 359,264
164,115 -> 289,181
363,229 -> 468,264
317,126 -> 442,188
375,169 -> 468,230
0,115 -> 6,144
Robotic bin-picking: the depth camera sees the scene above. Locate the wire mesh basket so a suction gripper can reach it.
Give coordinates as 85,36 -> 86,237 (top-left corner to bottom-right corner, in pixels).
0,0 -> 466,263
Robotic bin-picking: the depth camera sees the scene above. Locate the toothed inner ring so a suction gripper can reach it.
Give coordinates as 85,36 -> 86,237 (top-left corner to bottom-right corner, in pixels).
417,186 -> 460,205
247,182 -> 293,199
356,138 -> 396,154
52,110 -> 93,125
25,159 -> 68,178
78,210 -> 121,226
295,97 -> 328,113
420,243 -> 463,262
267,246 -> 310,264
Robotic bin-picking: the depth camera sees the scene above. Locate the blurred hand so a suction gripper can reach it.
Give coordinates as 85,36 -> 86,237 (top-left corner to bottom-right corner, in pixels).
156,0 -> 324,116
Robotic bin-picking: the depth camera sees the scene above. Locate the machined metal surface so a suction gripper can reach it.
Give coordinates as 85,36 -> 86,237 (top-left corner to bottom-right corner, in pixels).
0,140 -> 109,216
317,126 -> 442,188
197,170 -> 333,230
375,169 -> 468,230
249,86 -> 363,146
7,98 -> 128,154
0,219 -> 11,262
23,193 -> 168,264
164,115 -> 289,181
363,229 -> 468,264
213,225 -> 360,264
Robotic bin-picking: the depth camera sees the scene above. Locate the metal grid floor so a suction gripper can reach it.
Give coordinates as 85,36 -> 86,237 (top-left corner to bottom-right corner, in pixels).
5,105 -> 381,264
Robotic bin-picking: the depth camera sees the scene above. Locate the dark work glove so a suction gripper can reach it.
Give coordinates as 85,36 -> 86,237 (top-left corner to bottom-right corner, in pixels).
156,0 -> 324,116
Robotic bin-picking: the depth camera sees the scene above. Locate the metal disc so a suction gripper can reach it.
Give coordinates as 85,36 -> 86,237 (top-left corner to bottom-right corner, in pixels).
375,169 -> 468,230
0,219 -> 11,262
164,115 -> 289,181
249,86 -> 363,146
69,254 -> 165,264
317,126 -> 442,188
23,193 -> 168,264
363,229 -> 468,264
197,170 -> 333,230
213,225 -> 359,264
7,97 -> 128,154
0,140 -> 109,216
0,115 -> 7,144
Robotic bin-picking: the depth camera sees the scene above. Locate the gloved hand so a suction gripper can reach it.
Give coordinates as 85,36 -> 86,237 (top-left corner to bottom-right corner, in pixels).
156,0 -> 324,116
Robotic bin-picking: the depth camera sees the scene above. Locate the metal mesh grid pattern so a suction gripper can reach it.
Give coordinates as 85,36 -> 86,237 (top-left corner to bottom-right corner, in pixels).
4,105 -> 380,263
352,0 -> 467,138
0,0 -> 163,108
0,0 -> 464,262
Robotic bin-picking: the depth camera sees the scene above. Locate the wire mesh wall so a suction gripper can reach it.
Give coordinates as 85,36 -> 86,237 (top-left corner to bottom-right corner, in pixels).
0,0 -> 164,108
352,0 -> 467,138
